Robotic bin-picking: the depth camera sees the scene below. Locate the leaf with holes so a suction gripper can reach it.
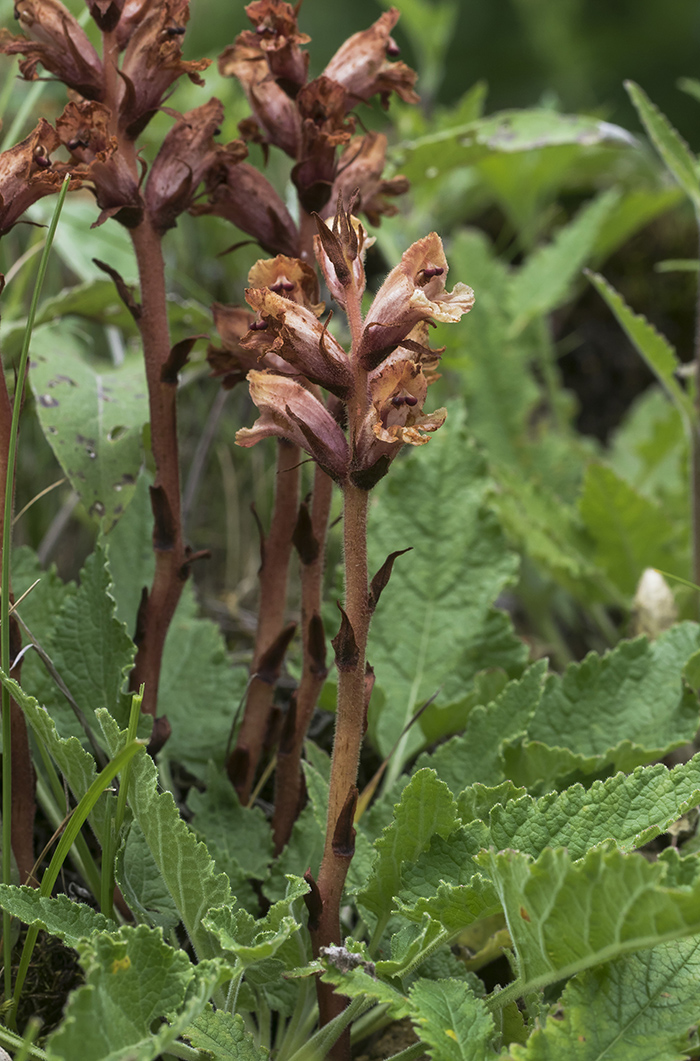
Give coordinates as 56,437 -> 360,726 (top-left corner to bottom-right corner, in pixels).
29,320 -> 148,531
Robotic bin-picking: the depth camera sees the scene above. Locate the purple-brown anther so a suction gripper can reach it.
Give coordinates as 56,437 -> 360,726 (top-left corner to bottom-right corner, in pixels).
145,99 -> 243,233
219,41 -> 301,158
236,370 -> 350,483
326,132 -> 409,227
247,255 -> 323,313
323,7 -> 418,112
56,101 -> 143,227
1,0 -> 104,100
0,118 -> 78,236
118,0 -> 210,139
358,232 -> 474,370
208,302 -> 293,388
243,0 -> 309,95
243,288 -> 353,398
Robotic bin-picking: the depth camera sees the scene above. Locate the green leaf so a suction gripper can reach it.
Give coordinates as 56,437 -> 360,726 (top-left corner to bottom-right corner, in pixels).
263,803 -> 324,905
502,936 -> 700,1060
204,879 -> 308,970
45,925 -> 221,1061
397,109 -> 634,184
183,1008 -> 269,1060
579,463 -> 683,595
319,941 -> 411,1019
0,886 -> 111,947
586,270 -> 692,421
115,823 -> 180,932
358,770 -> 459,929
514,624 -> 700,779
625,80 -> 700,214
415,662 -> 547,795
367,406 -> 519,780
47,541 -> 135,734
457,782 -> 527,825
508,189 -> 620,334
408,978 -> 498,1061
0,672 -> 110,843
103,471 -> 154,631
483,845 -> 700,998
29,321 -> 148,530
489,753 -> 700,859
98,712 -> 232,961
188,766 -> 273,884
159,583 -> 248,778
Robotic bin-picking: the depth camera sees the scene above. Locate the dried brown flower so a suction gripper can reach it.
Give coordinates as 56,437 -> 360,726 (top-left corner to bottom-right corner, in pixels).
323,7 -> 418,111
118,0 -> 210,139
241,0 -> 309,95
1,0 -> 104,100
145,98 -> 245,233
326,132 -> 409,226
0,118 -> 79,236
218,40 -> 301,158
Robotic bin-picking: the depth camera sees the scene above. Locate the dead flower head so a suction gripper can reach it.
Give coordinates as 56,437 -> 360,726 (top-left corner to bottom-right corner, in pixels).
1,0 -> 104,100
0,118 -> 79,237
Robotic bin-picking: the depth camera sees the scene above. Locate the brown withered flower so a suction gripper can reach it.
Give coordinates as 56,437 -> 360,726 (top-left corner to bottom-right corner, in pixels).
236,370 -> 350,483
218,40 -> 301,158
0,118 -> 79,237
207,303 -> 296,389
292,76 -> 355,214
313,204 -> 374,310
0,0 -> 104,100
326,132 -> 409,226
240,0 -> 309,96
323,7 -> 418,111
145,99 -> 246,233
194,149 -> 299,257
351,346 -> 447,489
243,287 -> 352,399
358,232 -> 475,370
55,100 -> 143,227
118,0 -> 210,139
86,0 -> 125,33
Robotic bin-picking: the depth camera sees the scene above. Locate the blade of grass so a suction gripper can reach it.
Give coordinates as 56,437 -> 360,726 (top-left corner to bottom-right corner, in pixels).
10,736 -> 144,1019
100,685 -> 143,918
1,175 -> 71,1001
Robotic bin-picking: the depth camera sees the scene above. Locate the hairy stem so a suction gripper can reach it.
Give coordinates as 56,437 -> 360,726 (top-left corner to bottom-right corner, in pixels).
272,465 -> 333,852
227,439 -> 300,803
127,216 -> 187,749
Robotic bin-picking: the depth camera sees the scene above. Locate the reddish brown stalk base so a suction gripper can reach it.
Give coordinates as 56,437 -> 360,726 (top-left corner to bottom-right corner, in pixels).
309,481 -> 371,1059
227,439 -> 301,803
127,217 -> 188,750
272,466 -> 333,852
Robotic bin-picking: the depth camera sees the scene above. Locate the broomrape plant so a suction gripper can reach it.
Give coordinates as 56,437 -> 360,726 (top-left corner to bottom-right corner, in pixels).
1,1 -> 700,1060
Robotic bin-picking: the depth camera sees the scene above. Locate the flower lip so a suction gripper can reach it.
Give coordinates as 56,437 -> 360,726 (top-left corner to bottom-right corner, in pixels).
358,231 -> 474,370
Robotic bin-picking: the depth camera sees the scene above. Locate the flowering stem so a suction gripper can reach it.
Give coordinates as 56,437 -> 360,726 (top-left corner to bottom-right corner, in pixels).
127,215 -> 187,748
272,465 -> 333,852
310,276 -> 370,1051
227,439 -> 300,803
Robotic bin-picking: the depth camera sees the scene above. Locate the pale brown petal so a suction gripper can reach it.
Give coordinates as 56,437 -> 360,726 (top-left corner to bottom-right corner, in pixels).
323,7 -> 418,111
236,370 -> 350,482
358,232 -> 474,369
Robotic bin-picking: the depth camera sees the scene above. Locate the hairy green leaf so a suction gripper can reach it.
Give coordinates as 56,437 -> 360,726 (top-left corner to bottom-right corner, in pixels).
99,713 -> 231,960
183,1008 -> 268,1060
484,846 -> 700,997
489,754 -> 700,859
367,407 -> 519,781
502,936 -> 700,1060
358,770 -> 458,928
626,80 -> 700,214
409,978 -> 498,1061
45,925 -> 221,1061
0,886 -> 110,947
